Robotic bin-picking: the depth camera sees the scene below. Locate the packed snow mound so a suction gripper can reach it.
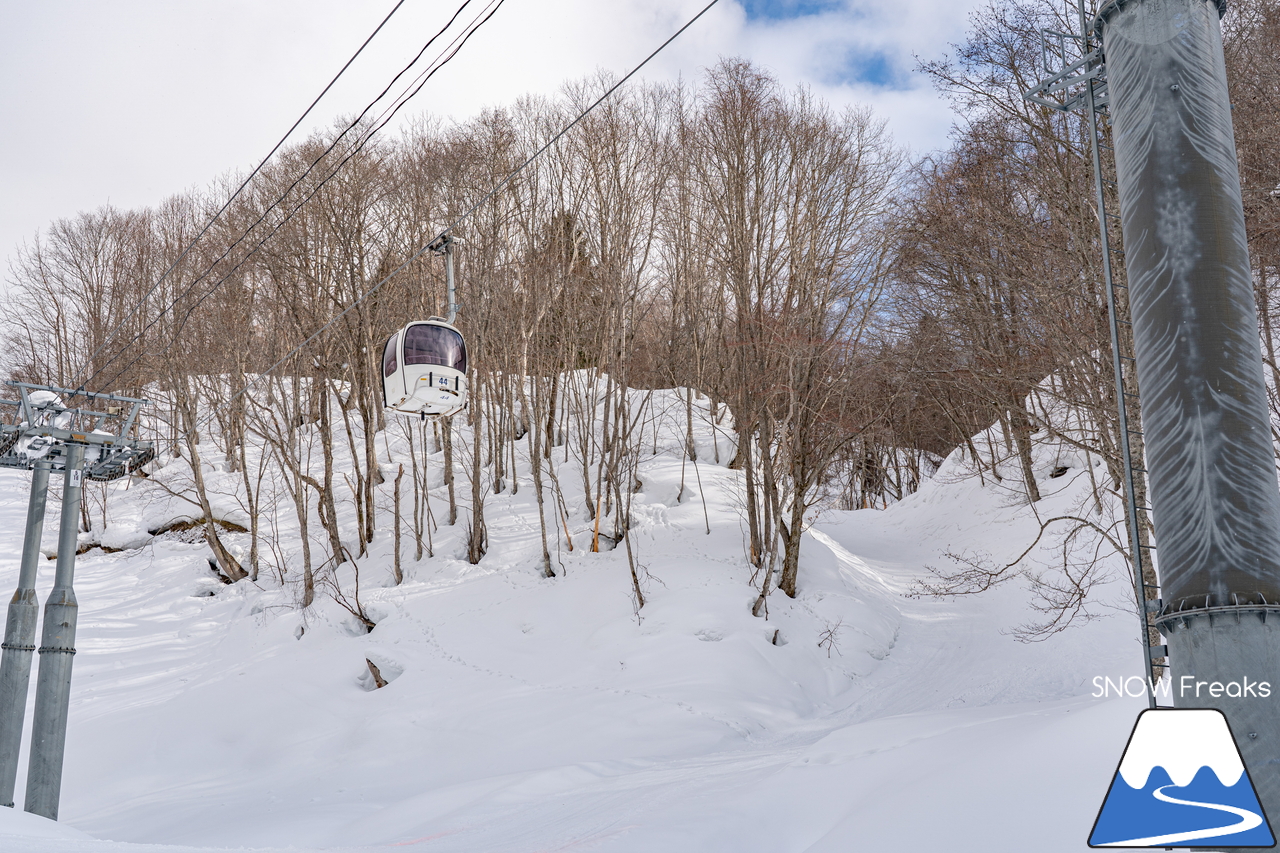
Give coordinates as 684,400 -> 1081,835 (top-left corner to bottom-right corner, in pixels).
0,388 -> 1149,851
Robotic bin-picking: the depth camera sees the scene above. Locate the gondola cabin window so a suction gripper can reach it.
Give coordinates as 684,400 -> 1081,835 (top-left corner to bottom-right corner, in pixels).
383,333 -> 399,378
403,324 -> 466,372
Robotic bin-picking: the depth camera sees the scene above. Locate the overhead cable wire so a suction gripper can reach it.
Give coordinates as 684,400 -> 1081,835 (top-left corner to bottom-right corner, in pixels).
73,0 -> 409,392
203,0 -> 723,429
81,0 -> 487,392
130,0 -> 509,377
80,0 -> 494,394
350,0 -> 508,136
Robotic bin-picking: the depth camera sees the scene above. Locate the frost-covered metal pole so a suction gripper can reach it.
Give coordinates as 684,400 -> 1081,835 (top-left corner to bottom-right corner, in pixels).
0,462 -> 52,807
443,235 -> 458,325
24,445 -> 84,820
1097,0 -> 1280,820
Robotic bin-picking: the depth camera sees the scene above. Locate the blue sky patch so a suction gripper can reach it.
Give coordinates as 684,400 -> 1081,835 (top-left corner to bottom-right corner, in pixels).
739,0 -> 846,21
831,49 -> 908,89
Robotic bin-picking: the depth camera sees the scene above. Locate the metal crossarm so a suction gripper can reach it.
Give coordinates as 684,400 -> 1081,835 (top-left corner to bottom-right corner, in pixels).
1024,45 -> 1104,112
0,382 -> 153,481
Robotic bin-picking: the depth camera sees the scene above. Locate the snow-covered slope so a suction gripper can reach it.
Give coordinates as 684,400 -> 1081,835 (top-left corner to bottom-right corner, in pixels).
0,401 -> 1150,851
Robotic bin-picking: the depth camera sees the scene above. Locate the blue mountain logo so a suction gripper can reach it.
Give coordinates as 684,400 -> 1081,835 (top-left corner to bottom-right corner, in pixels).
1089,708 -> 1275,847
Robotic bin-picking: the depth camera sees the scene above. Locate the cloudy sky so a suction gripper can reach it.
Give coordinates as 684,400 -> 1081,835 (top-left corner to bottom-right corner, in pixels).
0,0 -> 987,272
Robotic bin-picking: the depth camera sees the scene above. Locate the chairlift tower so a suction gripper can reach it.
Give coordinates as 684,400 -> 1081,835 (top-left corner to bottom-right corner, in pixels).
1028,0 -> 1280,829
0,382 -> 153,819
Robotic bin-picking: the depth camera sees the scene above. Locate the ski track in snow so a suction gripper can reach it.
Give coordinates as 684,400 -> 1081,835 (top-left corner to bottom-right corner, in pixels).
0,410 -> 1148,851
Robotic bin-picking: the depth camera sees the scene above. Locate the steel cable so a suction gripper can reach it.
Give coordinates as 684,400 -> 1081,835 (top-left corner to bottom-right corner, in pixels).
78,0 -> 493,393
72,0 -> 410,392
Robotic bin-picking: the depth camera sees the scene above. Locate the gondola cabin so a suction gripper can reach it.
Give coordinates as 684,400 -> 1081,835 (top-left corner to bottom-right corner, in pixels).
381,319 -> 468,417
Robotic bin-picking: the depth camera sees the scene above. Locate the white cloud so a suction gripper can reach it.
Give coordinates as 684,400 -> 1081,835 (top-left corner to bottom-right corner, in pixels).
0,0 -> 986,272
